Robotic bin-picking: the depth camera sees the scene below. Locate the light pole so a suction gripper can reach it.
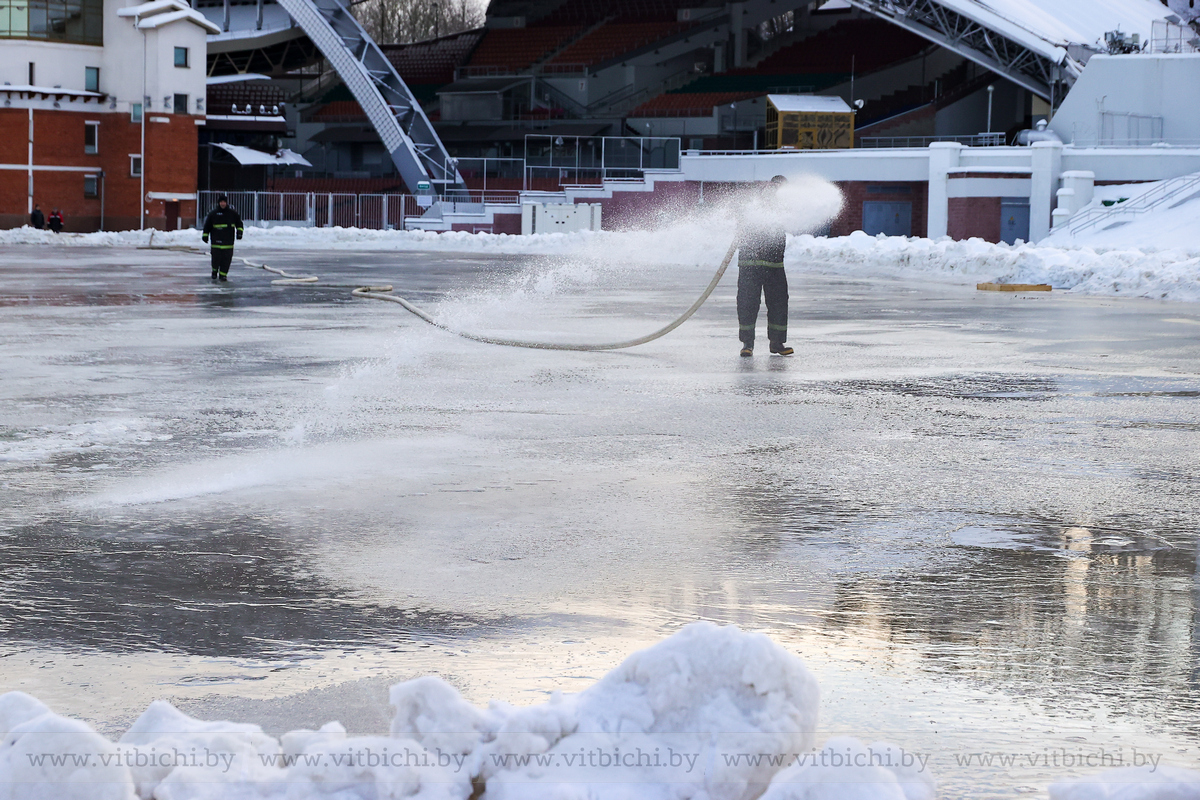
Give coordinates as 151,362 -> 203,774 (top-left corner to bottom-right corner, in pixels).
986,84 -> 995,136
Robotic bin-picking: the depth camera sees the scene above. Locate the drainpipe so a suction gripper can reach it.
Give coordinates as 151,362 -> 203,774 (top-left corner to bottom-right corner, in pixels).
99,170 -> 105,230
27,108 -> 33,216
140,23 -> 147,230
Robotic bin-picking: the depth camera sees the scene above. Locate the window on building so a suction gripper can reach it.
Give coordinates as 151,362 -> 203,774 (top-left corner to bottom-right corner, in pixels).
84,66 -> 99,92
2,0 -> 103,45
130,155 -> 142,177
173,93 -> 188,115
84,121 -> 98,154
174,46 -> 188,68
84,174 -> 98,198
131,103 -> 142,123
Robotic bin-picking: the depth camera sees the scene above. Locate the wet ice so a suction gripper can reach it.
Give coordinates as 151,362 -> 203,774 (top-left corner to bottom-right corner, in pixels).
0,235 -> 1198,798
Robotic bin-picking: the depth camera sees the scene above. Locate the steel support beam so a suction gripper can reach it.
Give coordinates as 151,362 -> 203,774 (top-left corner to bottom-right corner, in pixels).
849,0 -> 1081,100
271,0 -> 464,193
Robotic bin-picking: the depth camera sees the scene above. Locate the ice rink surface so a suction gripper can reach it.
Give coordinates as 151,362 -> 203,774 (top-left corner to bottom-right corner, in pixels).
1,243 -> 1197,797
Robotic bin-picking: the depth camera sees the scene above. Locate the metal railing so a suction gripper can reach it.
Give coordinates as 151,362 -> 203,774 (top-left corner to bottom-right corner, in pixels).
523,134 -> 681,187
1064,171 -> 1200,235
1150,19 -> 1199,53
196,189 -> 522,230
858,133 -> 1006,148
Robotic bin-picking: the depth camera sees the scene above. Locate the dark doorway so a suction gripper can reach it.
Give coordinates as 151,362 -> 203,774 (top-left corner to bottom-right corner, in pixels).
165,201 -> 180,230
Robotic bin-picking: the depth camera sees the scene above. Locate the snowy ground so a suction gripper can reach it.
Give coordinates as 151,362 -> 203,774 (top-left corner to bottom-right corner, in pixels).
0,235 -> 1198,798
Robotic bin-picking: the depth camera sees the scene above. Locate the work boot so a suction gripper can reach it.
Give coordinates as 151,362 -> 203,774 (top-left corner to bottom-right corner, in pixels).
769,342 -> 794,356
219,275 -> 228,282
211,270 -> 218,280
740,346 -> 753,357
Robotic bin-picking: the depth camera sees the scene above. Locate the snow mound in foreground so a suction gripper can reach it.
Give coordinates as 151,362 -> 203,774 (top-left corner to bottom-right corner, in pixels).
0,623 -> 823,800
761,737 -> 935,800
1049,765 -> 1200,800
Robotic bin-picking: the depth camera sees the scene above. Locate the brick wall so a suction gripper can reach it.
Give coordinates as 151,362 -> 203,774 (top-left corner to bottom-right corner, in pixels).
947,196 -> 1001,242
0,108 -> 197,232
830,181 -> 927,237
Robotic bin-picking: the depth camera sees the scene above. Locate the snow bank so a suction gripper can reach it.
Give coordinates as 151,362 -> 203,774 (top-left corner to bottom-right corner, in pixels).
4,217 -> 1199,302
0,691 -> 135,800
760,737 -> 935,800
787,232 -> 1200,302
0,623 -> 830,800
1049,765 -> 1200,800
1042,176 -> 1200,255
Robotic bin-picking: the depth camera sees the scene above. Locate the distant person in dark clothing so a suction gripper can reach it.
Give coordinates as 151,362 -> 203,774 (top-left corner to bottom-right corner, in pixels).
30,205 -> 44,230
201,195 -> 244,282
737,175 -> 793,357
47,209 -> 63,233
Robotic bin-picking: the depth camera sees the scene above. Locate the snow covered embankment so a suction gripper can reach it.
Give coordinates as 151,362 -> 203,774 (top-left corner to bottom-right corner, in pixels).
3,622 -> 1197,798
0,623 -> 935,800
3,222 -> 1199,303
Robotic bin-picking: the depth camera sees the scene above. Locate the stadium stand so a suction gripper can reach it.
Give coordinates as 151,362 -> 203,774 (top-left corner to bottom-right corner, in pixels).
381,28 -> 484,88
306,100 -> 368,122
539,0 -> 699,25
207,82 -> 287,116
465,26 -> 581,72
547,21 -> 688,67
631,91 -> 764,117
747,19 -> 927,76
632,18 -> 930,113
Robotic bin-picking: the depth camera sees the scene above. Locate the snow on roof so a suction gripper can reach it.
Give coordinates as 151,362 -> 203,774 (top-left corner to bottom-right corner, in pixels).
117,0 -> 221,33
211,143 -> 311,167
939,0 -> 1171,52
206,73 -> 273,85
767,95 -> 852,113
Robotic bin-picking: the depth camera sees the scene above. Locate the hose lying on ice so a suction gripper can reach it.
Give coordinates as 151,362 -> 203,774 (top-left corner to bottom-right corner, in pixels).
151,238 -> 738,352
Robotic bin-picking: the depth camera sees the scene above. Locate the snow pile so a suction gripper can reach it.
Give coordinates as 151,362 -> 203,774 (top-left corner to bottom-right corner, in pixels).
0,691 -> 135,800
1049,765 -> 1200,800
787,232 -> 1200,302
0,623 -> 839,800
761,737 -> 935,800
1042,176 -> 1200,254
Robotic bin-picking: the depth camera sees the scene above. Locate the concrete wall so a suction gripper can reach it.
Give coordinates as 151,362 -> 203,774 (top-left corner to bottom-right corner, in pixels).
1050,54 -> 1200,145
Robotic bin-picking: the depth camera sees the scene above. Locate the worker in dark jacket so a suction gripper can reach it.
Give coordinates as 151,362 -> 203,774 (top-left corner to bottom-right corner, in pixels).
30,205 -> 44,230
47,209 -> 63,233
736,175 -> 793,357
201,195 -> 244,281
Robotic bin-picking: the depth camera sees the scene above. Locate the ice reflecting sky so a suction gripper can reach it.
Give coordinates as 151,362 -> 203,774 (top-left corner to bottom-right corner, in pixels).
0,245 -> 1197,797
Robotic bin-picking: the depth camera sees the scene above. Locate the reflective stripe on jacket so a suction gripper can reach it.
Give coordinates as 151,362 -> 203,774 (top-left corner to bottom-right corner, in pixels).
202,206 -> 245,248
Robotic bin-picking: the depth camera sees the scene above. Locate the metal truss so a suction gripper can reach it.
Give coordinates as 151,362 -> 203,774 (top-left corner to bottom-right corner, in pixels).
849,0 -> 1082,99
271,0 -> 464,192
207,35 -> 322,77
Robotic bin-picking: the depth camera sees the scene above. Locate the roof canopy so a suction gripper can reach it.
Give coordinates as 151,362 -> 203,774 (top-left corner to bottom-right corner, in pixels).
117,0 -> 221,33
211,143 -> 312,166
849,0 -> 1173,98
768,95 -> 853,113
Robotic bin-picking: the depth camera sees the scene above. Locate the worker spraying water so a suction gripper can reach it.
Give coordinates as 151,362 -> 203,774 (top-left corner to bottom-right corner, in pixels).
228,174 -> 843,352
736,175 -> 794,357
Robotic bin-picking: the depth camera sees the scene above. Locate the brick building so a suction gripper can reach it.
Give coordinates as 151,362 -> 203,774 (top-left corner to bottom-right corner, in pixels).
0,0 -> 216,231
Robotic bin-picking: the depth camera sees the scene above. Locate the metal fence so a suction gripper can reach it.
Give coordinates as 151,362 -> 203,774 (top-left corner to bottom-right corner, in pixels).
523,135 -> 681,186
196,190 -> 521,230
1150,19 -> 1199,53
857,133 -> 1006,148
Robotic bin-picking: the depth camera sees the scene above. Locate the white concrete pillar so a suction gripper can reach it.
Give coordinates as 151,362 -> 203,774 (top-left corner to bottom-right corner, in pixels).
926,142 -> 962,239
1060,170 -> 1094,213
1029,140 -> 1062,243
